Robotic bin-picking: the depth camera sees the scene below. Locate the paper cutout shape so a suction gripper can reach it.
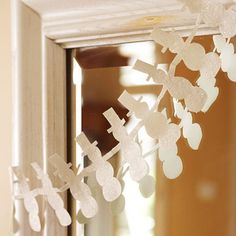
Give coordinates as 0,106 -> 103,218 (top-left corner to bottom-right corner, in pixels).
110,171 -> 126,215
151,28 -> 206,71
166,76 -> 192,100
11,167 -> 41,232
76,132 -> 122,202
139,175 -> 155,198
49,154 -> 98,218
134,60 -> 207,113
213,35 -> 236,82
118,90 -> 169,139
184,86 -> 208,113
31,163 -> 71,226
179,0 -> 204,13
117,80 -> 184,180
133,60 -> 168,84
197,52 -> 220,111
163,155 -> 183,179
166,77 -> 207,113
159,123 -> 181,149
202,2 -> 236,38
110,194 -> 125,215
181,0 -> 236,38
219,9 -> 236,38
174,100 -> 202,150
77,210 -> 90,224
197,76 -> 219,112
159,144 -> 178,162
201,52 -> 221,79
103,108 -> 149,182
159,143 -> 183,179
13,203 -> 20,234
202,1 -> 225,27
198,51 -> 221,112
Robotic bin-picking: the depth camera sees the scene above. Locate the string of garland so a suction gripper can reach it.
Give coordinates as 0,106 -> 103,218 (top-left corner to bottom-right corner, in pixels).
11,0 -> 236,232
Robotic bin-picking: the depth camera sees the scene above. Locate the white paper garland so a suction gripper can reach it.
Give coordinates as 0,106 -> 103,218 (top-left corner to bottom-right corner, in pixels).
11,0 -> 236,231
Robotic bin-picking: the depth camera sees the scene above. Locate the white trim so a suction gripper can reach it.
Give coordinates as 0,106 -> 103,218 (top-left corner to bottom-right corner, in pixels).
21,0 -> 226,49
13,2 -> 43,235
56,25 -> 219,49
12,1 -> 67,235
12,0 -> 20,167
43,38 -> 67,236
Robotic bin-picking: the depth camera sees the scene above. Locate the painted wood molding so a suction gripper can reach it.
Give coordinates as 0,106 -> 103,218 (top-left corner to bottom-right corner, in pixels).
13,2 -> 43,235
22,0 -> 229,48
12,1 -> 68,235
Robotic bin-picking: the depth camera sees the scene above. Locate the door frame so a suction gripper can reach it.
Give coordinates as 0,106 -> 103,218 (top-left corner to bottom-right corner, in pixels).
12,1 -> 68,235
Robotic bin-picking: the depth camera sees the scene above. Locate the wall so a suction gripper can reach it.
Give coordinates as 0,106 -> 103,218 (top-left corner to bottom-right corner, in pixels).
0,0 -> 12,235
155,36 -> 236,236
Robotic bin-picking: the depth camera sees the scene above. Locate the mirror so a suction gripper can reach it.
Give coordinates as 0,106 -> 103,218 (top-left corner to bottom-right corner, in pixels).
72,37 -> 236,236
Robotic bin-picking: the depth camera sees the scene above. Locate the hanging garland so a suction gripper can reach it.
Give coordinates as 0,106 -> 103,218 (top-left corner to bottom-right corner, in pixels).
11,0 -> 236,232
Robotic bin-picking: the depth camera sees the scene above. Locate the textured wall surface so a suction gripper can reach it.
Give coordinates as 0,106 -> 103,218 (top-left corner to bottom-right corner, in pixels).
0,0 -> 12,235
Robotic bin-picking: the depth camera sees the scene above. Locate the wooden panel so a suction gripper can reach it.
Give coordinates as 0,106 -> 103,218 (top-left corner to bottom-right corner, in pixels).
13,2 -> 68,235
44,38 -> 67,236
14,2 -> 43,235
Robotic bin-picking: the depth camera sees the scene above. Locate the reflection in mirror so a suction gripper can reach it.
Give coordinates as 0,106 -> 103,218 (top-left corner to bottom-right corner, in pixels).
72,37 -> 236,236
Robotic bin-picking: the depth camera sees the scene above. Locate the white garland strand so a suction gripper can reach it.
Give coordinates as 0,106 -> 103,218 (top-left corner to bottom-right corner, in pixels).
11,0 -> 236,231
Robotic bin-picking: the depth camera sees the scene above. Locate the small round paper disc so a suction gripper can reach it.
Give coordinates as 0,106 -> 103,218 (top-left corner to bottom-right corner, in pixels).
163,156 -> 183,179
110,194 -> 125,215
103,177 -> 122,202
139,175 -> 155,198
77,210 -> 89,224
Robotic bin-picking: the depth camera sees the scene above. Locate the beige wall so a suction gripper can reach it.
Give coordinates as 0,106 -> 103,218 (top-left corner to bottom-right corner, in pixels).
155,37 -> 236,236
0,0 -> 12,235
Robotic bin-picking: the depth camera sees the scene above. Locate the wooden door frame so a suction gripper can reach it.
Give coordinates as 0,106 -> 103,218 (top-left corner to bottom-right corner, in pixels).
12,1 -> 68,235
